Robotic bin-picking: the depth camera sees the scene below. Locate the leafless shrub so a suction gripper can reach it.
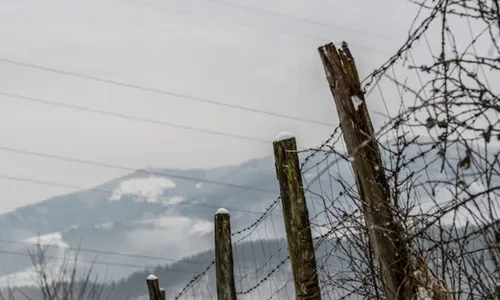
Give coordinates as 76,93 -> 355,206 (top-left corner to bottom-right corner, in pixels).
0,241 -> 112,300
308,0 -> 500,299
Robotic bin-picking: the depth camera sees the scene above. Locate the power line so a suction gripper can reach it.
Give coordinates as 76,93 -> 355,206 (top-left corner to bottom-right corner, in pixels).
0,202 -> 281,269
0,145 -> 277,194
0,92 -> 271,144
0,91 -> 329,152
0,239 -> 203,266
131,0 -> 394,56
0,249 -> 206,274
0,173 -> 278,216
208,0 -> 401,43
0,197 -> 282,264
0,59 -> 335,128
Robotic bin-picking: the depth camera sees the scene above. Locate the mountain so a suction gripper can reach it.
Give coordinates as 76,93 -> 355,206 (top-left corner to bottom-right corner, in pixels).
103,223 -> 496,300
0,150 -> 347,284
6,223 -> 494,300
0,155 -> 287,283
0,138 -> 497,292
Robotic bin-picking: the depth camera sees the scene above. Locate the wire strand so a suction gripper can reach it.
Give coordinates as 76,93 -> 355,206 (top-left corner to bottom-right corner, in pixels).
0,145 -> 278,193
0,173 -> 280,216
0,249 -> 204,274
0,239 -> 204,266
0,60 -> 335,128
0,91 -> 272,144
208,0 -> 401,43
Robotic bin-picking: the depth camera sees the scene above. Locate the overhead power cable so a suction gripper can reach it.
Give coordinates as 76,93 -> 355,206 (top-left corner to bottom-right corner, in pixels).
131,0 -> 395,56
0,239 -> 204,266
0,145 -> 277,194
209,0 -> 401,43
0,173 -> 279,216
0,249 -> 206,273
0,59 -> 335,128
0,91 -> 271,144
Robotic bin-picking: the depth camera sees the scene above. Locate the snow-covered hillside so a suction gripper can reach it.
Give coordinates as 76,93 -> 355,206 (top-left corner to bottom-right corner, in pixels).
0,140 -> 497,286
0,155 -> 282,282
110,176 -> 177,203
0,233 -> 73,287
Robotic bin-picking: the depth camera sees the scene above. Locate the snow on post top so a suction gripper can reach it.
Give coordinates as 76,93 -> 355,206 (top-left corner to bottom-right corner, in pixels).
275,131 -> 294,142
216,208 -> 229,215
147,274 -> 158,280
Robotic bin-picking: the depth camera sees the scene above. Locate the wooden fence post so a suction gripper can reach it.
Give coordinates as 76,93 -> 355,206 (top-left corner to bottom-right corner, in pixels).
273,132 -> 321,300
214,208 -> 237,300
317,42 -> 451,300
146,274 -> 164,300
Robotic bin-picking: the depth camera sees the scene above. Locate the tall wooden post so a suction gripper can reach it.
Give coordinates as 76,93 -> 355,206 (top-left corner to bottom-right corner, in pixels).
273,133 -> 321,300
214,208 -> 237,300
318,41 -> 408,300
146,274 -> 162,300
317,42 -> 450,300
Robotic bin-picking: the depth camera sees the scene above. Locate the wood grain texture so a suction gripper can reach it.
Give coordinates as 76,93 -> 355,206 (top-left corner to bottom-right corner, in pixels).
274,136 -> 321,300
215,212 -> 237,300
318,42 -> 410,300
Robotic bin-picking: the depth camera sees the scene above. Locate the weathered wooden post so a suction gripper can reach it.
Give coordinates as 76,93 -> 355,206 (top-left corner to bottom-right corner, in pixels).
146,274 -> 162,300
214,208 -> 237,300
273,132 -> 322,300
318,42 -> 451,300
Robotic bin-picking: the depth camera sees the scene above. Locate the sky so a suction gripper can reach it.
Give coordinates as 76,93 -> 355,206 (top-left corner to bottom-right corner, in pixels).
0,0 -> 421,212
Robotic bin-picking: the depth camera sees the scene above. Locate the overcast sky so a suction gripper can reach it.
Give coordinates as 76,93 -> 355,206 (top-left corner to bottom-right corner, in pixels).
0,0 -> 421,212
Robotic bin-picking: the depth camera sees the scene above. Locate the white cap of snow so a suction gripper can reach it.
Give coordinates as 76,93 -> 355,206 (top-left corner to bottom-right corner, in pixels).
147,274 -> 158,280
275,131 -> 294,142
216,208 -> 229,215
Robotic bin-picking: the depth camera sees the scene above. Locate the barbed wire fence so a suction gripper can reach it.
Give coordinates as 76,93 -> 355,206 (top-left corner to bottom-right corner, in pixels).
167,194 -> 287,300
151,1 -> 500,299
302,0 -> 500,299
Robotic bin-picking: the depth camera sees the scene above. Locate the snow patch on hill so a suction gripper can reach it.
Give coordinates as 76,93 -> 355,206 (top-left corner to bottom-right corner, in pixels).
163,196 -> 184,205
125,215 -> 214,260
110,176 -> 176,202
0,267 -> 39,288
22,232 -> 70,249
188,221 -> 213,235
94,222 -> 114,230
0,256 -> 84,288
0,233 -> 80,288
138,215 -> 211,231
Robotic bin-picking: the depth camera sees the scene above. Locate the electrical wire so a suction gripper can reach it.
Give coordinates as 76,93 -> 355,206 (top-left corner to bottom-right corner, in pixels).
0,173 -> 279,216
130,0 -> 395,56
0,60 -> 335,128
0,91 -> 272,144
0,239 -> 204,266
0,249 -> 205,273
0,145 -> 277,194
208,0 -> 401,43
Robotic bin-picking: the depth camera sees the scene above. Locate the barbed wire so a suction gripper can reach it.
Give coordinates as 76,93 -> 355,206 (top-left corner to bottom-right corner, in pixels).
235,256 -> 290,295
231,197 -> 281,239
172,261 -> 215,300
119,1 -> 500,297
305,1 -> 500,299
6,1 -> 500,299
